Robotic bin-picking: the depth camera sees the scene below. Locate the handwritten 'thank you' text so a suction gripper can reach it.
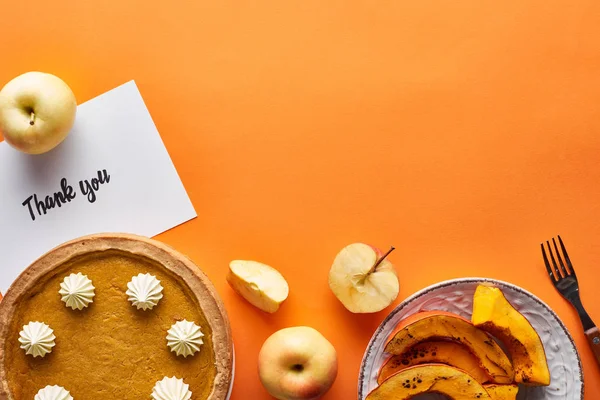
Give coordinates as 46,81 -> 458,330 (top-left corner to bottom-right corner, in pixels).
22,169 -> 111,221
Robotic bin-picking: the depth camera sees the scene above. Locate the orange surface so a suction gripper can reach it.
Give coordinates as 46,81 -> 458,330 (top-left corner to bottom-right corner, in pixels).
1,1 -> 600,398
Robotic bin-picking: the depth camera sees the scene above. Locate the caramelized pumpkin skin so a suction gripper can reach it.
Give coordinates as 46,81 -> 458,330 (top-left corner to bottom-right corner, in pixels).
472,285 -> 550,386
378,341 -> 489,384
367,364 -> 491,400
483,384 -> 519,400
384,311 -> 514,384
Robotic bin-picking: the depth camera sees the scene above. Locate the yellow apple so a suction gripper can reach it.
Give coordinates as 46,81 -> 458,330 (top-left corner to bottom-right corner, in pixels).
0,72 -> 77,154
227,260 -> 289,313
328,243 -> 399,313
258,327 -> 338,400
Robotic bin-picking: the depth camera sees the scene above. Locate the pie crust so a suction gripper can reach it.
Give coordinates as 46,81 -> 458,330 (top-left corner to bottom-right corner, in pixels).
0,233 -> 233,399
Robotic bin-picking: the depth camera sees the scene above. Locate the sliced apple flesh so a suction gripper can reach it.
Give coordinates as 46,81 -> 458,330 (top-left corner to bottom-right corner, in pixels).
384,311 -> 514,384
472,285 -> 550,386
328,243 -> 399,313
227,260 -> 289,313
367,364 -> 491,400
378,340 -> 489,384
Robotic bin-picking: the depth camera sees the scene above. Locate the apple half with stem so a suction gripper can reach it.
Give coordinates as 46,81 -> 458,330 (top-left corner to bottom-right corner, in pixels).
227,260 -> 289,313
328,243 -> 399,313
0,71 -> 77,154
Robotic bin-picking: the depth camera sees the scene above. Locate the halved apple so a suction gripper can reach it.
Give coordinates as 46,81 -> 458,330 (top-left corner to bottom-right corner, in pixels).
328,243 -> 399,313
483,384 -> 519,400
378,341 -> 489,384
367,364 -> 491,399
227,260 -> 289,313
384,311 -> 514,384
472,285 -> 550,386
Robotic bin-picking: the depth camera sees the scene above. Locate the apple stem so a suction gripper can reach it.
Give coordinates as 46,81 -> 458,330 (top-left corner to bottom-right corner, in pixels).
368,246 -> 395,275
29,111 -> 35,126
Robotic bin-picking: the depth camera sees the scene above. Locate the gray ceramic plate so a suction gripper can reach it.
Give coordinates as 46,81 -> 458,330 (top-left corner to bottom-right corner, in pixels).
358,278 -> 583,400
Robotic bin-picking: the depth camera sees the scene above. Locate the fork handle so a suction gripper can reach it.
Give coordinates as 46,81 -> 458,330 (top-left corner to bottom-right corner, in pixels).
585,327 -> 600,365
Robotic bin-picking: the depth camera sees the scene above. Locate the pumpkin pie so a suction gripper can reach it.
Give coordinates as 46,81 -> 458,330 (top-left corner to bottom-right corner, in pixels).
0,234 -> 233,399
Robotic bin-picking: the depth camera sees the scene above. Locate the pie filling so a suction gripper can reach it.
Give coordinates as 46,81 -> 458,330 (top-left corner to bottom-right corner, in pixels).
5,251 -> 216,399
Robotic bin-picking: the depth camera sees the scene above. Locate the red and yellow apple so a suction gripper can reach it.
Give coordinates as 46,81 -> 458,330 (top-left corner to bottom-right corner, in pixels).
0,71 -> 77,154
258,326 -> 338,399
328,243 -> 399,313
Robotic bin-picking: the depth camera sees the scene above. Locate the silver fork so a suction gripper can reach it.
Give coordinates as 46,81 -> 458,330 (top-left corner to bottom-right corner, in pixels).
541,236 -> 600,365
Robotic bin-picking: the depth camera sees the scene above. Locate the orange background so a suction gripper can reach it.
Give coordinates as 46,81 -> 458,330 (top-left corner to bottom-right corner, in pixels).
2,1 -> 600,398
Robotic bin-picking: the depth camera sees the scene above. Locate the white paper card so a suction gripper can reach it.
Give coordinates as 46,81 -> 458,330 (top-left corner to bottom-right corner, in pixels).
0,81 -> 197,292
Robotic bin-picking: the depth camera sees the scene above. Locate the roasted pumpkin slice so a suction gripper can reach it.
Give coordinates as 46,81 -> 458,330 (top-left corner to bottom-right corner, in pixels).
384,311 -> 514,384
378,341 -> 489,384
367,364 -> 491,400
472,285 -> 550,386
483,384 -> 519,400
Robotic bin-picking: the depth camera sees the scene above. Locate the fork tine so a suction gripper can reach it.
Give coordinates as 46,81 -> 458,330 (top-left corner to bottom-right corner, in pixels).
558,235 -> 575,275
552,238 -> 570,277
541,242 -> 557,281
546,240 -> 564,278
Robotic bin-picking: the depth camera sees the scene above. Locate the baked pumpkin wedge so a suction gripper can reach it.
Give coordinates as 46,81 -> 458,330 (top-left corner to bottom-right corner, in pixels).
378,341 -> 489,384
483,384 -> 519,400
384,311 -> 514,384
472,285 -> 550,386
367,364 -> 491,399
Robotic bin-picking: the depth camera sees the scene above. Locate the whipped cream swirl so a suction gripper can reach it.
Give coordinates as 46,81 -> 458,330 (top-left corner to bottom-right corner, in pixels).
166,320 -> 204,357
19,321 -> 56,358
151,376 -> 192,400
59,272 -> 95,310
126,273 -> 164,310
34,385 -> 73,400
